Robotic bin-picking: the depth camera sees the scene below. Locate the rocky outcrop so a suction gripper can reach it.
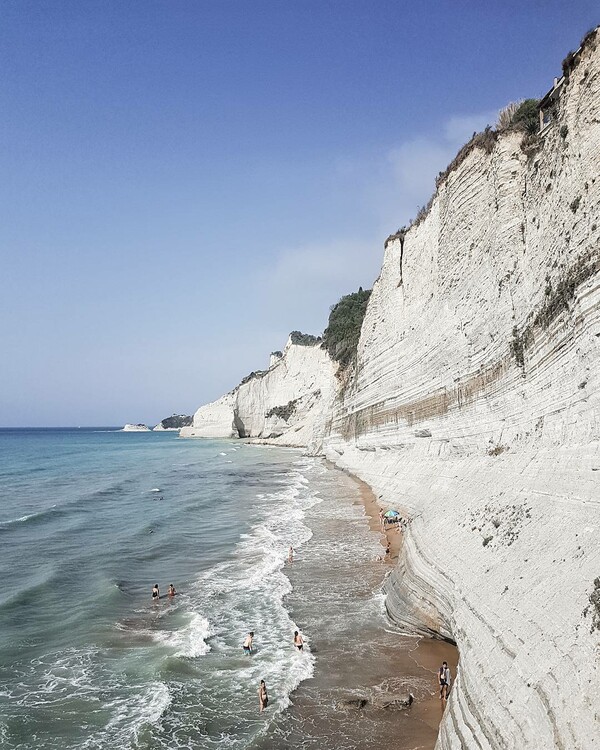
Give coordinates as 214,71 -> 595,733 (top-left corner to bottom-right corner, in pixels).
180,335 -> 336,450
121,423 -> 150,432
153,414 -> 193,431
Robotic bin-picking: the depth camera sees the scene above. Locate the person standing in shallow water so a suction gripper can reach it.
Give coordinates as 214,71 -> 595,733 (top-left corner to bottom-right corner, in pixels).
258,679 -> 268,712
288,546 -> 294,563
243,632 -> 254,654
152,583 -> 160,601
439,661 -> 451,700
293,630 -> 304,650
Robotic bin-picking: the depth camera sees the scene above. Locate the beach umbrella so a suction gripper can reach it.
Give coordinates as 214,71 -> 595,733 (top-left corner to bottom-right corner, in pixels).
383,510 -> 400,518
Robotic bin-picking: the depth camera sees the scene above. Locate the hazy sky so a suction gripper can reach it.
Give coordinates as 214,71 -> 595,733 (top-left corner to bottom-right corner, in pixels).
1,1 -> 597,426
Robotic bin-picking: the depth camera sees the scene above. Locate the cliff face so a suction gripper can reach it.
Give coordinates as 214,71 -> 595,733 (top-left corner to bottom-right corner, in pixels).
184,32 -> 600,748
324,33 -> 600,750
180,336 -> 336,449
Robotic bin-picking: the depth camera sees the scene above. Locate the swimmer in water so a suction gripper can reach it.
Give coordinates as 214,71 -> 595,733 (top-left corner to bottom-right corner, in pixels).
258,679 -> 268,712
293,630 -> 304,650
152,583 -> 159,600
243,632 -> 254,654
168,583 -> 176,597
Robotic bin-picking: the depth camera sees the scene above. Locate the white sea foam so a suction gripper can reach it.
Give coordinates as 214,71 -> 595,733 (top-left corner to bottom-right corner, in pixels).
90,681 -> 171,750
150,613 -> 213,657
15,647 -> 173,750
0,505 -> 57,527
185,462 -> 321,718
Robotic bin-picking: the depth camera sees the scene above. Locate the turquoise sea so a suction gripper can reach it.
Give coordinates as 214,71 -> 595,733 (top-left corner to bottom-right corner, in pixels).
0,428 -> 443,750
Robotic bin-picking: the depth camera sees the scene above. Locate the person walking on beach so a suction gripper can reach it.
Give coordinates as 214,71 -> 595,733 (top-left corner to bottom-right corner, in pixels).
439,661 -> 451,700
152,583 -> 160,601
288,546 -> 294,564
293,630 -> 304,650
243,632 -> 254,654
385,541 -> 391,557
258,679 -> 268,712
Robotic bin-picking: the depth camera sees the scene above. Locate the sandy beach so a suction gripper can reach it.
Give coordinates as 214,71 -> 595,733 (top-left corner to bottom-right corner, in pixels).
357,475 -> 460,744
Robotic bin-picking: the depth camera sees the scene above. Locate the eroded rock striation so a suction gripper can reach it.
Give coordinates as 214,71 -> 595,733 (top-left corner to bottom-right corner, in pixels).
184,31 -> 600,748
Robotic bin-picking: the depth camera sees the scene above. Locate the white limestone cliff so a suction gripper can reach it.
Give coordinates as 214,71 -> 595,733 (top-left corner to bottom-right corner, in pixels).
323,31 -> 600,750
180,392 -> 238,439
184,31 -> 600,748
121,423 -> 150,432
180,336 -> 336,449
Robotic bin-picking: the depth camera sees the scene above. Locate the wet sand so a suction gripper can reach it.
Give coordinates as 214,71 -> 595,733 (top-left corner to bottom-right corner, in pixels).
357,476 -> 459,741
254,462 -> 458,750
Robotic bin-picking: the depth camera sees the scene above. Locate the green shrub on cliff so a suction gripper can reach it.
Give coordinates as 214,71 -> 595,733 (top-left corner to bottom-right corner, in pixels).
510,99 -> 540,135
289,331 -> 322,346
322,287 -> 372,369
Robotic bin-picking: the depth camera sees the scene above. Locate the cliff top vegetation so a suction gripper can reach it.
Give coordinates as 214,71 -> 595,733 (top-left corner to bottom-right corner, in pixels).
159,414 -> 193,429
289,331 -> 322,346
384,99 -> 543,248
322,287 -> 372,371
385,28 -> 599,251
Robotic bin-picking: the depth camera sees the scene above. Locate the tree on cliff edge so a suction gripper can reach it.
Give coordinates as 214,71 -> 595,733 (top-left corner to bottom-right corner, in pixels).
322,287 -> 372,370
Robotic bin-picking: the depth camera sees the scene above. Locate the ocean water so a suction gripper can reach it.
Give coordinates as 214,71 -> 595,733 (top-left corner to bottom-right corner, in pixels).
0,428 -> 450,750
0,429 -> 324,749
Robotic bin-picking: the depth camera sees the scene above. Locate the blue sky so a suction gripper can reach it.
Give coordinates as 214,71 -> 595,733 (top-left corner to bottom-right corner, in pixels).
1,1 -> 597,426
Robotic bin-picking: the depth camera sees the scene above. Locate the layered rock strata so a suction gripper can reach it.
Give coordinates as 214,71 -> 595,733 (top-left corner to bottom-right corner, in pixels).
323,32 -> 600,749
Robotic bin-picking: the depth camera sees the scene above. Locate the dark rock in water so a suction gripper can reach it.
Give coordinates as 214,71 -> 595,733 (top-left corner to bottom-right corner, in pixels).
343,698 -> 369,709
379,693 -> 414,709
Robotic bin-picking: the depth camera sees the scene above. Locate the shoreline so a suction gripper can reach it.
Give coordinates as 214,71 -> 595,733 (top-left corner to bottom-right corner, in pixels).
352,471 -> 460,746
271,456 -> 459,749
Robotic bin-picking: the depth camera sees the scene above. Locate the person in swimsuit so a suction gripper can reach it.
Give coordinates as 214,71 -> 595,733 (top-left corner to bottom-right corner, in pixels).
385,541 -> 391,557
152,583 -> 160,601
293,630 -> 304,650
258,679 -> 268,712
168,583 -> 176,597
243,631 -> 254,654
288,546 -> 294,564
